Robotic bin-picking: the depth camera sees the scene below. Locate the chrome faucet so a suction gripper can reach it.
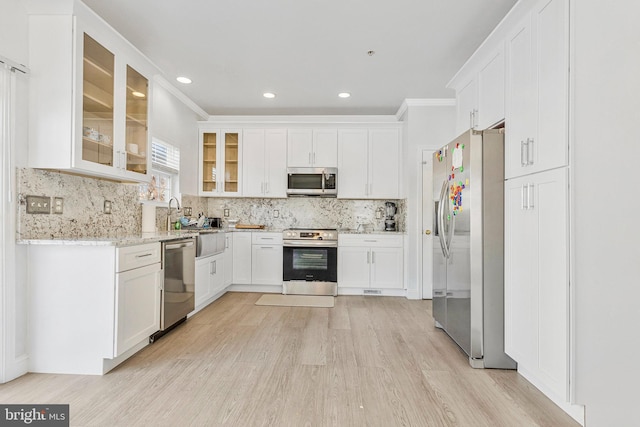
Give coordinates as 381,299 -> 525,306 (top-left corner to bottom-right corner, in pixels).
167,197 -> 181,231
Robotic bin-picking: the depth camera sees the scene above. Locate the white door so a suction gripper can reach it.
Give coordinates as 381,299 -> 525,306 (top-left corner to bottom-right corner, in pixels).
337,129 -> 368,198
264,129 -> 287,197
337,246 -> 370,288
312,129 -> 338,167
369,128 -> 400,198
370,247 -> 403,289
251,245 -> 283,285
287,129 -> 313,167
242,129 -> 266,197
232,232 -> 252,284
456,78 -> 477,135
421,150 -> 434,299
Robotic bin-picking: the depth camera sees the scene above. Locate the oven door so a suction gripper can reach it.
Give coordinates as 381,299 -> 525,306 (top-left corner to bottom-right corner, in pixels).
283,244 -> 337,283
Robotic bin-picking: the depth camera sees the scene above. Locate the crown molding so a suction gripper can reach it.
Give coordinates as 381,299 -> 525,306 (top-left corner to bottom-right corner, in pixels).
395,98 -> 456,120
153,76 -> 209,119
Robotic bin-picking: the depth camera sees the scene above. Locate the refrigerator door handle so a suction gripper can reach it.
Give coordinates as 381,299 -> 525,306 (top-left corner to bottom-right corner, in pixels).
437,180 -> 449,258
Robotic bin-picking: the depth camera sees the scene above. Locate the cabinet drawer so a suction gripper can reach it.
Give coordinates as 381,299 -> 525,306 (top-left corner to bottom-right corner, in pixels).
116,242 -> 161,272
251,232 -> 283,245
338,234 -> 403,248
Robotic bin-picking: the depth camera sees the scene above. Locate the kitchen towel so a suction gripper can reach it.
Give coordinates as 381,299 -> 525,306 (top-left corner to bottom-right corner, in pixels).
141,204 -> 156,233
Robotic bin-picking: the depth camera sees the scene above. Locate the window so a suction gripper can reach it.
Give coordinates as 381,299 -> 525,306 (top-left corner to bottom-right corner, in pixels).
139,138 -> 180,202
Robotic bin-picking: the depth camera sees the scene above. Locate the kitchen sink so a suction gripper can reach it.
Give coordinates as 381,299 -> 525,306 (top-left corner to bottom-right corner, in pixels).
196,231 -> 225,258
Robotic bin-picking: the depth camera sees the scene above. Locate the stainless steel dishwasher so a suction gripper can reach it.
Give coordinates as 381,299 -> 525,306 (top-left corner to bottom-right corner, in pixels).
153,237 -> 195,341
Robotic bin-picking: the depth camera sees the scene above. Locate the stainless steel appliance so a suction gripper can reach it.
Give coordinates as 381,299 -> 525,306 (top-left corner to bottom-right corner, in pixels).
384,201 -> 397,231
154,238 -> 195,340
287,167 -> 337,197
432,129 -> 515,369
282,228 -> 338,296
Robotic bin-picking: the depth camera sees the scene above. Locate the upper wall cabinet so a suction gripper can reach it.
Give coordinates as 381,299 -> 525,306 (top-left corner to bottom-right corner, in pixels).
450,43 -> 506,136
338,128 -> 401,199
287,129 -> 338,167
243,129 -> 287,198
27,4 -> 156,182
198,129 -> 242,197
505,0 -> 569,179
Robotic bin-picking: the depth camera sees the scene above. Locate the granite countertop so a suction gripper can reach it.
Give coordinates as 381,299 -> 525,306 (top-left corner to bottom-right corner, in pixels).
338,229 -> 406,235
16,227 -> 286,247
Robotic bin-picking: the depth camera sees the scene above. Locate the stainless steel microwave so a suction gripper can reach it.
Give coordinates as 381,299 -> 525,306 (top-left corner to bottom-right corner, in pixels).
286,167 -> 337,197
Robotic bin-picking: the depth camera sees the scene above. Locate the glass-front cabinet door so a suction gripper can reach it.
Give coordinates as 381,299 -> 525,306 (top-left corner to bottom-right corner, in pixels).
82,34 -> 114,168
223,132 -> 239,195
125,65 -> 148,175
202,132 -> 218,193
199,129 -> 242,196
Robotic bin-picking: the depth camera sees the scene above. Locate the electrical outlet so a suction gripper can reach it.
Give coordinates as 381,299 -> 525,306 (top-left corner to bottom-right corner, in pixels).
104,200 -> 112,214
26,195 -> 50,214
183,207 -> 192,216
223,208 -> 229,217
53,197 -> 64,214
273,210 -> 279,218
375,209 -> 382,219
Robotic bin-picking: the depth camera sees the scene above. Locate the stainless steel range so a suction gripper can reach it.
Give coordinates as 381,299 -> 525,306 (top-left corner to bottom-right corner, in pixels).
282,228 -> 338,296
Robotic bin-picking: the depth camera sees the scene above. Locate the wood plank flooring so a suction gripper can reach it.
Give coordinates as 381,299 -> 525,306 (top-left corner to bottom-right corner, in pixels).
0,292 -> 579,426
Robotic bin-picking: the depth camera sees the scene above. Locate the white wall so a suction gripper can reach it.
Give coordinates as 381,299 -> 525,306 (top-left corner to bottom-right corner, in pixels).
572,2 -> 640,424
400,102 -> 456,299
151,79 -> 203,196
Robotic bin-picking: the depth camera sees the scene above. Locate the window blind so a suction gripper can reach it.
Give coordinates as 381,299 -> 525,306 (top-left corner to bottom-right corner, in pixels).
151,139 -> 180,174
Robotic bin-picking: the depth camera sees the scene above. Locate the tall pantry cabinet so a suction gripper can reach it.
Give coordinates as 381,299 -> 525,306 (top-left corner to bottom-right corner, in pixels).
503,0 -> 575,418
451,0 -> 579,422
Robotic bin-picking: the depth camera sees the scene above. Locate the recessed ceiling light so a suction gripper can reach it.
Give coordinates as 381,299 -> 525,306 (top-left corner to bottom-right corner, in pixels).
176,76 -> 192,84
131,91 -> 146,98
338,92 -> 351,98
263,92 -> 276,99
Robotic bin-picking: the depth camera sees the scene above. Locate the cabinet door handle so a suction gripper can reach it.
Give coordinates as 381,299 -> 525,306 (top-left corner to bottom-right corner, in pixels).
225,237 -> 229,249
371,251 -> 375,264
261,182 -> 264,194
364,184 -> 368,195
265,182 -> 269,194
470,111 -> 474,129
309,152 -> 312,165
521,184 -> 527,210
528,184 -> 535,209
313,152 -> 316,164
210,261 -> 214,275
527,138 -> 535,165
366,251 -> 370,264
520,141 -> 527,166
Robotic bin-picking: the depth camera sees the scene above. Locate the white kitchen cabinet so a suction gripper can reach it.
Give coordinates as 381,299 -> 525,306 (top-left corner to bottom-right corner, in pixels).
455,78 -> 478,136
198,128 -> 242,196
338,128 -> 401,199
195,253 -> 225,309
251,233 -> 283,286
505,0 -> 569,179
451,44 -> 505,135
232,232 -> 252,284
338,234 -> 403,290
115,262 -> 162,357
287,129 -> 337,167
504,167 -> 568,400
27,3 -> 154,182
28,241 -> 161,374
223,234 -> 233,287
243,129 -> 287,197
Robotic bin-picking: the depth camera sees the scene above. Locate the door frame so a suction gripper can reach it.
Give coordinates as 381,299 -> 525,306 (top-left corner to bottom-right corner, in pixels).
419,148 -> 435,299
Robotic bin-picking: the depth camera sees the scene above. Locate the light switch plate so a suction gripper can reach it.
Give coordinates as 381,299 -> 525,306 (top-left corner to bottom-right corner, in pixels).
26,195 -> 50,214
104,200 -> 112,214
273,210 -> 279,218
184,207 -> 192,216
223,208 -> 229,217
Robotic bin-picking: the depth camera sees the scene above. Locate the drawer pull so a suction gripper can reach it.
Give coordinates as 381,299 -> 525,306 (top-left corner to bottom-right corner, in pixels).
135,253 -> 153,258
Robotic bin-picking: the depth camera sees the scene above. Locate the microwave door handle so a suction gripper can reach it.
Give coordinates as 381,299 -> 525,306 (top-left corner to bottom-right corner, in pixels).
321,170 -> 326,193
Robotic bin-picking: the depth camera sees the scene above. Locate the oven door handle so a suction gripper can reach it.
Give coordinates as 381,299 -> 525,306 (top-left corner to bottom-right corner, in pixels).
283,241 -> 338,248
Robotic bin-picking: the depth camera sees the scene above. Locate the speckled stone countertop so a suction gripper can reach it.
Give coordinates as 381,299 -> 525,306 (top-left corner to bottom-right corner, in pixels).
338,229 -> 406,235
16,227 -> 286,247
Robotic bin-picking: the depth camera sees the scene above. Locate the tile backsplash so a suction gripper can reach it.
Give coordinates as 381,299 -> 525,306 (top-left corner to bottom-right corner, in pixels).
16,168 -> 405,239
207,197 -> 406,232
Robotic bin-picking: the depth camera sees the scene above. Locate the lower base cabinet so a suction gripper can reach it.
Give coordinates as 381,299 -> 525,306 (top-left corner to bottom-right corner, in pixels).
27,242 -> 162,375
195,253 -> 225,309
251,232 -> 283,285
504,167 -> 569,401
338,234 -> 404,290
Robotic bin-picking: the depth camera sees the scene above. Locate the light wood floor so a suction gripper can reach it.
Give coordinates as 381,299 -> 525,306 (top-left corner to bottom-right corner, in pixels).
0,292 -> 579,426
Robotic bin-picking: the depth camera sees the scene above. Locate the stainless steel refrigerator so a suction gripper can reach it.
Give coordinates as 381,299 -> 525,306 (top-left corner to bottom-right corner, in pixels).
432,129 -> 515,369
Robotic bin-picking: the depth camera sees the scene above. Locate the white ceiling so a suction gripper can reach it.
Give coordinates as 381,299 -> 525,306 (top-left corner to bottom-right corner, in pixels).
83,0 -> 517,116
